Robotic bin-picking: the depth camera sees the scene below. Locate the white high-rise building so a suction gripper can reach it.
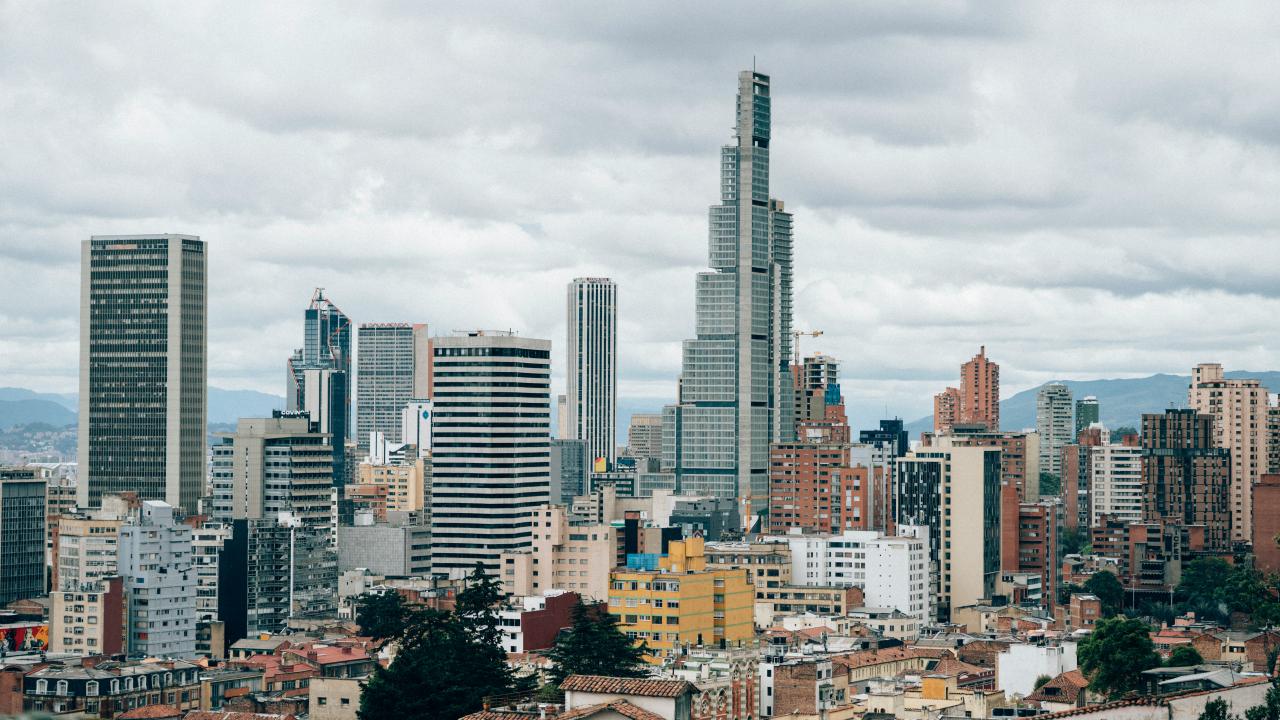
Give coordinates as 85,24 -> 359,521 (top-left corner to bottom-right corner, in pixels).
1089,441 -> 1144,526
567,278 -> 618,469
118,501 -> 196,658
356,323 -> 429,449
1036,383 -> 1073,477
79,235 -> 207,514
665,70 -> 795,528
429,332 -> 551,578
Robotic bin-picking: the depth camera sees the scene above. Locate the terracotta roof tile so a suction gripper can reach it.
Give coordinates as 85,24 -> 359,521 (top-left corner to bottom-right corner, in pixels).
458,712 -> 539,720
116,705 -> 183,719
560,675 -> 696,698
184,713 -> 296,720
559,700 -> 667,720
1025,669 -> 1088,706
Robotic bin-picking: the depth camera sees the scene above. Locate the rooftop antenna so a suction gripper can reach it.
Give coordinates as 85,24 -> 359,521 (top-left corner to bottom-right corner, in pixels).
753,55 -> 757,72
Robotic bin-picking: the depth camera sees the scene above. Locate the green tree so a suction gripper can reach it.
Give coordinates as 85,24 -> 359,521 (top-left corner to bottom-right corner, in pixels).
358,563 -> 526,720
1085,570 -> 1125,617
1040,472 -> 1061,497
545,599 -> 650,686
1060,526 -> 1086,556
1033,674 -> 1052,690
1201,697 -> 1241,720
1059,582 -> 1086,606
1110,426 -> 1138,443
1167,645 -> 1204,667
355,590 -> 410,640
1078,616 -> 1160,698
1178,557 -> 1234,614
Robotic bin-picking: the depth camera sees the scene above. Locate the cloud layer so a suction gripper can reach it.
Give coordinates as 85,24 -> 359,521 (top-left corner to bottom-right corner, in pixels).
3,1 -> 1279,430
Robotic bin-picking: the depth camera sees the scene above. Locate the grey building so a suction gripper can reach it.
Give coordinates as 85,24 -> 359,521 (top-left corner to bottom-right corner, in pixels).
219,514 -> 338,644
0,468 -> 47,604
286,290 -> 351,490
566,278 -> 618,469
78,235 -> 207,514
118,501 -> 196,658
337,519 -> 431,577
356,323 -> 429,450
663,70 -> 795,528
210,412 -> 334,536
668,497 -> 740,541
626,413 -> 664,469
1036,382 -> 1074,477
429,332 -> 551,578
551,438 -> 587,506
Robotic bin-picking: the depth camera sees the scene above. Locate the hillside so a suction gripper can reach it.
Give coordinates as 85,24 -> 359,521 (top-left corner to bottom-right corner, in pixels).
0,387 -> 286,428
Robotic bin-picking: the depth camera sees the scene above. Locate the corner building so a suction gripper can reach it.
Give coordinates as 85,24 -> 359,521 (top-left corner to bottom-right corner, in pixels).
429,333 -> 551,578
664,70 -> 795,529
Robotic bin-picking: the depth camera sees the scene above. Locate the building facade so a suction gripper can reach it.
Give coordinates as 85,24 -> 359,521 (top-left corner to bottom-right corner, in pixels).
664,70 -> 795,528
355,322 -> 429,449
499,504 -> 616,601
567,278 -> 618,470
1037,383 -> 1073,478
960,347 -> 1000,431
1075,396 -> 1100,436
210,412 -> 334,536
79,235 -> 207,514
429,332 -> 551,578
1188,363 -> 1268,543
1141,409 -> 1232,552
896,446 -> 1002,621
628,413 -> 664,467
0,471 -> 47,604
1089,442 -> 1144,526
117,501 -> 196,658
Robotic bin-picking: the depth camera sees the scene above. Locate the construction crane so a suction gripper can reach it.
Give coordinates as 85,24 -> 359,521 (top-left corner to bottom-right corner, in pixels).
791,330 -> 823,367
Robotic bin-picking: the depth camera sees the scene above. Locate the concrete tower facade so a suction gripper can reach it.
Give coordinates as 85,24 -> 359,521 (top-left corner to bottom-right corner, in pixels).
566,278 -> 618,469
78,235 -> 207,514
1188,363 -> 1268,543
959,346 -> 1000,431
429,332 -> 551,577
356,323 -> 429,450
1036,382 -> 1073,477
664,70 -> 795,528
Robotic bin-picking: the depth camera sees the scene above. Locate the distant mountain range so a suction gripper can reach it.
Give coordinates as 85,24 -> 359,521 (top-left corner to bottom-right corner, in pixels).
903,371 -> 1280,437
0,386 -> 286,429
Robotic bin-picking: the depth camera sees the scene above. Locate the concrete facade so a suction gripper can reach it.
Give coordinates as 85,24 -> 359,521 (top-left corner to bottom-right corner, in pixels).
499,504 -> 616,601
1188,363 -> 1268,543
117,501 -> 197,658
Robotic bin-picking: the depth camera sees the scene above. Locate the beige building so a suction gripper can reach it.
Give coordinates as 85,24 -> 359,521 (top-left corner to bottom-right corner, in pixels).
500,504 -> 617,601
310,676 -> 363,720
1189,363 -> 1268,542
356,458 -> 424,512
704,540 -> 792,596
53,495 -> 134,591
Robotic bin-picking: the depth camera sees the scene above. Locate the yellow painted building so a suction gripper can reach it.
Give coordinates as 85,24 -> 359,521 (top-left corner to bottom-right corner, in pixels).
607,537 -> 754,660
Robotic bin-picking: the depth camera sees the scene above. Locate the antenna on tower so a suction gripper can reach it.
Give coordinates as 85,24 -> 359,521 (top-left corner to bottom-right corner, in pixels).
753,55 -> 757,72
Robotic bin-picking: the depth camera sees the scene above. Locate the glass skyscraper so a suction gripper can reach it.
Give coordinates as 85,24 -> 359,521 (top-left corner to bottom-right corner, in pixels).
664,71 -> 794,529
566,277 -> 617,469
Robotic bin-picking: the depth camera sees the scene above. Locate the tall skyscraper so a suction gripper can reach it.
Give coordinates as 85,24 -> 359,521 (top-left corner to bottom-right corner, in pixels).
1036,382 -> 1073,477
1141,409 -> 1232,552
79,235 -> 207,514
664,70 -> 794,528
1075,395 -> 1100,435
933,387 -> 960,435
959,346 -> 1000,430
429,332 -> 551,577
1188,363 -> 1268,543
286,290 -> 351,494
356,323 -> 429,449
566,278 -> 618,468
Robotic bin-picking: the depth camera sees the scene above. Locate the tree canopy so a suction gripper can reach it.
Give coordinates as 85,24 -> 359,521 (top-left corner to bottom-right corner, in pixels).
545,599 -> 650,686
1078,616 -> 1160,698
358,564 -> 531,720
1167,644 -> 1203,667
1084,570 -> 1125,618
355,590 -> 410,640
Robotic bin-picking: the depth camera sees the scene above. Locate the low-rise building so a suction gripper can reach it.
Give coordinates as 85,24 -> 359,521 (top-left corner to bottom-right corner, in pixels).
608,537 -> 754,660
497,590 -> 590,654
337,517 -> 431,577
755,586 -> 864,628
996,641 -> 1078,699
847,607 -> 920,643
310,675 -> 363,720
23,658 -> 201,718
500,504 -> 617,602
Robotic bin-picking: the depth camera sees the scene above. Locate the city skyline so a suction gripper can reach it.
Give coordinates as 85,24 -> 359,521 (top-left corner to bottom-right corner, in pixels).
5,4 -> 1280,434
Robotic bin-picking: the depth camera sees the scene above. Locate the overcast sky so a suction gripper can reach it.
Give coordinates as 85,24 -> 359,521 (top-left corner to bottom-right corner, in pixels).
3,1 -> 1280,429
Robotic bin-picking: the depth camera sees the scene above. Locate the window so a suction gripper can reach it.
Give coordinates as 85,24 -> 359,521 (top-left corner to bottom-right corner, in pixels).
318,698 -> 328,706
86,681 -> 99,696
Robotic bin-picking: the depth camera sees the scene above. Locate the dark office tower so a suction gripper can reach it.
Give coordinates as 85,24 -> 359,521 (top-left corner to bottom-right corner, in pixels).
567,278 -> 618,470
0,469 -> 47,604
664,70 -> 795,529
1141,409 -> 1232,552
429,332 -> 551,578
859,419 -> 909,459
1075,396 -> 1100,436
286,289 -> 351,489
355,323 -> 429,450
78,235 -> 207,514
